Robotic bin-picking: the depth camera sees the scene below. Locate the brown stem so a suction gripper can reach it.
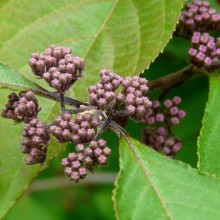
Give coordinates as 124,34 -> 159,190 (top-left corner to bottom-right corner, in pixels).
34,65 -> 205,110
33,89 -> 89,108
148,65 -> 205,91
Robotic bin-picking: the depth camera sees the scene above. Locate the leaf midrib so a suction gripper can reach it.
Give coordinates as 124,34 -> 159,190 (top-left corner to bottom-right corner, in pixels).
126,138 -> 173,220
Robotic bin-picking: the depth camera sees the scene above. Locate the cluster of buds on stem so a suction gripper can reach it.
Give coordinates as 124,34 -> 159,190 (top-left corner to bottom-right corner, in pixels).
123,76 -> 151,123
22,119 -> 50,164
188,32 -> 220,70
50,112 -> 100,144
1,91 -> 40,123
89,69 -> 152,123
178,0 -> 220,35
2,91 -> 49,164
1,43 -> 187,183
29,45 -> 85,93
89,69 -> 123,109
61,139 -> 111,182
142,96 -> 186,158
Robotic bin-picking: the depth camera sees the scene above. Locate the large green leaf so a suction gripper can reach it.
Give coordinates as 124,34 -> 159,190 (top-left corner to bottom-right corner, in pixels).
0,0 -> 185,217
198,76 -> 220,176
113,138 -> 220,220
0,0 -> 185,99
0,63 -> 42,91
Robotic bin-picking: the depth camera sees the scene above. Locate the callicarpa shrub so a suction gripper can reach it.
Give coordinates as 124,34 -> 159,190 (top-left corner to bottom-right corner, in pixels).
3,0 -> 220,183
1,45 -> 154,182
3,0 -> 220,219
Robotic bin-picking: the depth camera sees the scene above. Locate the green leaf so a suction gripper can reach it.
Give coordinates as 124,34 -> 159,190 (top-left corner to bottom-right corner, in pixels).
0,0 -> 185,100
5,195 -> 60,220
0,63 -> 43,91
113,138 -> 220,220
198,76 -> 220,176
0,0 -> 185,217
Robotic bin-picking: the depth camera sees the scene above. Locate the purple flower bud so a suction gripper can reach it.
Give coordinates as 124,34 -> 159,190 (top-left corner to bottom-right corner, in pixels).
61,158 -> 69,166
76,144 -> 85,152
173,143 -> 182,153
98,139 -> 106,148
78,128 -> 87,139
172,96 -> 182,105
164,99 -> 172,108
171,117 -> 180,125
90,141 -> 98,148
98,155 -> 108,166
84,147 -> 93,156
68,152 -> 77,161
103,147 -> 111,156
125,94 -> 135,105
91,118 -> 99,128
178,110 -> 186,119
156,113 -> 165,122
204,57 -> 212,67
80,121 -> 90,129
87,128 -> 95,140
71,161 -> 81,170
198,45 -> 207,53
170,107 -> 179,115
152,100 -> 160,108
25,155 -> 39,165
64,167 -> 72,176
116,93 -> 124,103
83,156 -> 93,167
72,134 -> 81,143
147,117 -> 155,125
77,153 -> 85,162
126,105 -> 136,116
136,106 -> 145,118
196,52 -> 205,62
71,171 -> 80,182
157,127 -> 166,135
79,168 -> 87,178
94,148 -> 102,157
157,136 -> 165,144
166,138 -> 175,147
163,147 -> 171,155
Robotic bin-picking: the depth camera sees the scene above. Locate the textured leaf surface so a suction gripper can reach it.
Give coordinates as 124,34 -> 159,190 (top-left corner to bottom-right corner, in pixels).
113,138 -> 220,220
0,63 -> 42,91
0,0 -> 185,217
198,76 -> 220,176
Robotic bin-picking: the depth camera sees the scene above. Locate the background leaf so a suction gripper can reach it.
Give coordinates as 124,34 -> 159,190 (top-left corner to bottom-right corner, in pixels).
198,76 -> 220,176
0,63 -> 42,91
0,0 -> 185,218
113,138 -> 220,220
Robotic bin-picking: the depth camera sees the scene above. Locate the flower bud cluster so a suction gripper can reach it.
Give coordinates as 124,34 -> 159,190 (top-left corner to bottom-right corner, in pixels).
142,126 -> 182,158
188,32 -> 220,70
142,96 -> 185,157
88,69 -> 152,123
61,139 -> 111,182
122,76 -> 152,123
29,45 -> 85,93
1,91 -> 40,123
179,0 -> 220,35
21,118 -> 50,164
146,96 -> 186,126
50,112 -> 100,144
88,69 -> 123,109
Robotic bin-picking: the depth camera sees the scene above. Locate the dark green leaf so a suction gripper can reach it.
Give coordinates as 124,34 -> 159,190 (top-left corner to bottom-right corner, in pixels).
198,76 -> 220,176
